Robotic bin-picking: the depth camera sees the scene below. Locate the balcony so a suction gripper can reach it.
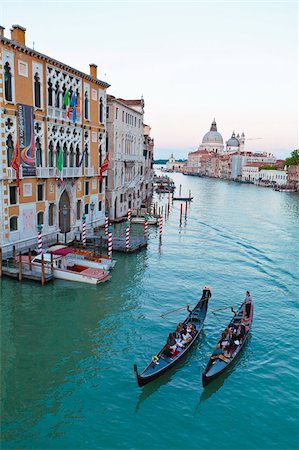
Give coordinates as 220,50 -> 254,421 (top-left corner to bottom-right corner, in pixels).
123,154 -> 139,162
84,167 -> 95,177
36,167 -> 82,178
1,167 -> 24,180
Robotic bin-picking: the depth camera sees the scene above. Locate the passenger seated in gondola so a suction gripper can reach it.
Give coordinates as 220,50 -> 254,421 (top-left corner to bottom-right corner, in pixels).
163,345 -> 172,357
186,322 -> 196,336
167,333 -> 178,354
175,322 -> 184,339
181,328 -> 192,345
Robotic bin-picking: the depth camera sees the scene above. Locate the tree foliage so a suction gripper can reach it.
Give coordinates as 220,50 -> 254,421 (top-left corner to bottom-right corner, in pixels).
285,149 -> 299,166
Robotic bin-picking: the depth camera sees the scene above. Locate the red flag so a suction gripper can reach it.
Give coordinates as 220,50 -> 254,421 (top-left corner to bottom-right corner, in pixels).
11,142 -> 20,194
99,153 -> 109,182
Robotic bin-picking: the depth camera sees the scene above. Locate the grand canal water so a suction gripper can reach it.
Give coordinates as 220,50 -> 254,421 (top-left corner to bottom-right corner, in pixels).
1,172 -> 299,449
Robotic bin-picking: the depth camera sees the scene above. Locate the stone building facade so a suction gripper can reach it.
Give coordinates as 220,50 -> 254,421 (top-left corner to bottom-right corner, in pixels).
0,25 -> 109,255
106,95 -> 154,220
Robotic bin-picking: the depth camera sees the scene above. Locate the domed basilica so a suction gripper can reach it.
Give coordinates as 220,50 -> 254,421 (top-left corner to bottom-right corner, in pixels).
199,119 -> 245,154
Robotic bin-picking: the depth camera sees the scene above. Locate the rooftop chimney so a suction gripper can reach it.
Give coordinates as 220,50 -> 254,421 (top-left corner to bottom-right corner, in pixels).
11,24 -> 26,45
89,63 -> 97,78
0,26 -> 5,37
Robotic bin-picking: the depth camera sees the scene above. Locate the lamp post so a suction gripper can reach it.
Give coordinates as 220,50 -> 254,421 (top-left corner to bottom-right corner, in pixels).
62,204 -> 67,244
90,201 -> 95,237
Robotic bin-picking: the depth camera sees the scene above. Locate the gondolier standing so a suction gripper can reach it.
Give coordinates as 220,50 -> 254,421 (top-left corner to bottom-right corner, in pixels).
244,291 -> 252,318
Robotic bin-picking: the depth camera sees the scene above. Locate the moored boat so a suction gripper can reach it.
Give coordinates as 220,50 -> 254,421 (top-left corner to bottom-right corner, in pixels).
131,215 -> 158,225
22,253 -> 111,285
48,245 -> 116,270
202,298 -> 254,387
173,197 -> 193,201
134,287 -> 211,387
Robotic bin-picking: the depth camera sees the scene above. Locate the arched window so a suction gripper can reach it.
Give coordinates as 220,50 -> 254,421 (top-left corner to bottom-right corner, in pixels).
69,144 -> 74,167
55,80 -> 60,108
37,211 -> 44,225
63,143 -> 67,167
48,203 -> 55,226
48,141 -> 54,167
84,91 -> 89,120
84,144 -> 89,167
99,97 -> 103,123
10,216 -> 18,231
4,62 -> 13,102
6,134 -> 14,167
36,137 -> 42,167
56,144 -> 60,167
75,145 -> 80,167
48,80 -> 53,106
84,203 -> 89,215
34,72 -> 41,108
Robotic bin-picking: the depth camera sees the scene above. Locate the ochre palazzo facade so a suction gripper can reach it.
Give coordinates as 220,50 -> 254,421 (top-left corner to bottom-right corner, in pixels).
0,25 -> 110,255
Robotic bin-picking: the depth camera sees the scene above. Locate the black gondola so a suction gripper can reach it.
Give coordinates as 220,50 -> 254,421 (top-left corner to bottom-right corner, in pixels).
134,287 -> 211,387
202,299 -> 254,387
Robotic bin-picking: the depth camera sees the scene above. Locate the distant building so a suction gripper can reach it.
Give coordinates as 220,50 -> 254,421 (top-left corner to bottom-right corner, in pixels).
106,96 -> 154,220
166,154 -> 186,171
226,131 -> 245,153
287,165 -> 299,191
199,119 -> 224,154
258,169 -> 288,186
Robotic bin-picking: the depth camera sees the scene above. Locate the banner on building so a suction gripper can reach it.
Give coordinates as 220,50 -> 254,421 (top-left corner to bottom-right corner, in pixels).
18,104 -> 36,176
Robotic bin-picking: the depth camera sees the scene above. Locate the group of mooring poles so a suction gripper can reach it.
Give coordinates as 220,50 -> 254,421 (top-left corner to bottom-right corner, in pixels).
179,200 -> 189,225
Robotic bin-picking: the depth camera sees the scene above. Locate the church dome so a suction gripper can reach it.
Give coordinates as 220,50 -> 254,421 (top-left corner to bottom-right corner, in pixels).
227,131 -> 239,147
202,119 -> 223,144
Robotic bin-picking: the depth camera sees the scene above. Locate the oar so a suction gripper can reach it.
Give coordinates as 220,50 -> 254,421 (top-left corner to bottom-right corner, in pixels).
160,301 -> 198,318
211,305 -> 239,313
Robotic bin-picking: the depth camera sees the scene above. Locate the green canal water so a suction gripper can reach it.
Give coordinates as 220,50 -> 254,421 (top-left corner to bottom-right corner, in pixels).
1,173 -> 299,449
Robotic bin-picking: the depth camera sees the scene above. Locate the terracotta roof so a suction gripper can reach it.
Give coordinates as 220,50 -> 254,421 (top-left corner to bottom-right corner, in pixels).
244,162 -> 261,167
107,95 -> 144,114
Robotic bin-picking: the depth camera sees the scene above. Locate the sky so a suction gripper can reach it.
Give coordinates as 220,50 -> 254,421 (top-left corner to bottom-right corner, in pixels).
0,1 -> 298,159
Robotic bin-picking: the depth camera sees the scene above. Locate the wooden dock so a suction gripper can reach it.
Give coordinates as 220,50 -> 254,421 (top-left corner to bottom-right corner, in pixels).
1,264 -> 53,283
74,233 -> 147,253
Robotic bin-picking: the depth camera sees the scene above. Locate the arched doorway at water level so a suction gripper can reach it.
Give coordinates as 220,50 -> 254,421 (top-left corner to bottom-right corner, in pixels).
59,190 -> 71,243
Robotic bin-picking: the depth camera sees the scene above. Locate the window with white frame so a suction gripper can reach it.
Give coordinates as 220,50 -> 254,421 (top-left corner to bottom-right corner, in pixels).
3,50 -> 15,103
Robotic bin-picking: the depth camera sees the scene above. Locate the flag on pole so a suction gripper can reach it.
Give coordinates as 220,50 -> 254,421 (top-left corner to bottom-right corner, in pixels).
99,153 -> 109,182
71,93 -> 78,123
78,147 -> 86,168
57,148 -> 63,183
11,142 -> 20,194
76,92 -> 81,117
63,89 -> 70,107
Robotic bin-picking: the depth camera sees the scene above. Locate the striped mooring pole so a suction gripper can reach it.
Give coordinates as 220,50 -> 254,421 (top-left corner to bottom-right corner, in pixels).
128,208 -> 132,222
144,213 -> 149,239
159,214 -> 163,240
37,224 -> 43,254
108,225 -> 113,259
82,214 -> 86,246
125,220 -> 130,250
105,210 -> 109,236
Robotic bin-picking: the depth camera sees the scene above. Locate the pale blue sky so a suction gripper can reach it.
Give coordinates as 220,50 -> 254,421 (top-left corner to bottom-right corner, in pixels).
1,1 -> 298,159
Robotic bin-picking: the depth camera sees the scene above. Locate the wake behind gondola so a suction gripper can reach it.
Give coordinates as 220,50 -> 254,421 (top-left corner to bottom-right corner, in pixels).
134,287 -> 211,387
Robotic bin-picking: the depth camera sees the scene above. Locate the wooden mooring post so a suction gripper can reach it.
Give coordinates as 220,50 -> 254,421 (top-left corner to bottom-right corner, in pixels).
50,252 -> 54,275
0,247 -> 2,278
13,245 -> 16,265
41,254 -> 45,286
28,249 -> 32,271
18,253 -> 22,281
